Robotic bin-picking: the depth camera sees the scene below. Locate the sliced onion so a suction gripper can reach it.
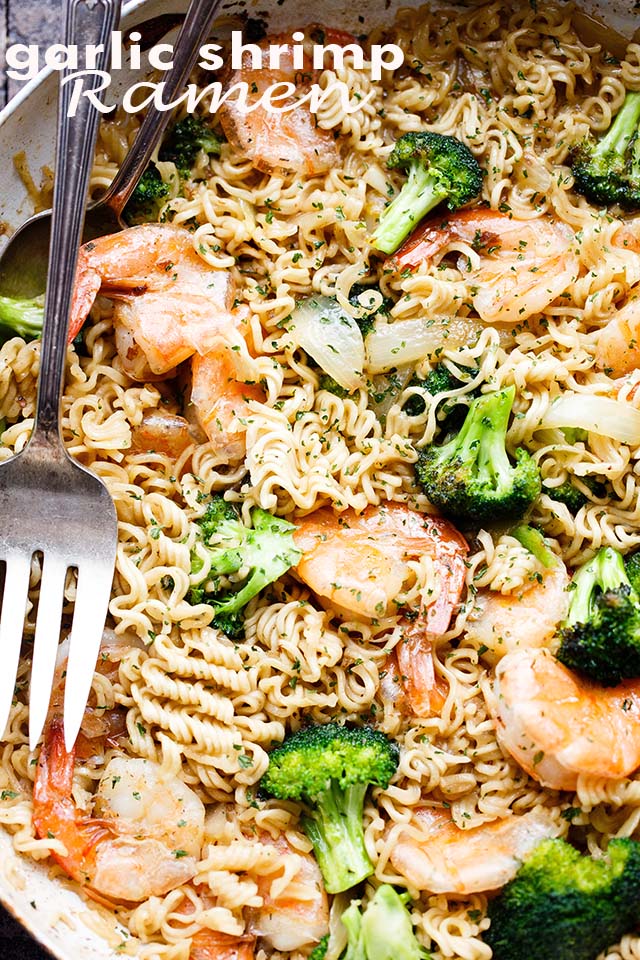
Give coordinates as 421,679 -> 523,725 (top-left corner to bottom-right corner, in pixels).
288,295 -> 364,392
539,394 -> 640,446
369,364 -> 414,420
365,317 -> 485,374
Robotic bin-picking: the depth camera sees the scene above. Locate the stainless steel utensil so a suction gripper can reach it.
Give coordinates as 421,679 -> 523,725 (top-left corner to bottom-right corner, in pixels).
0,0 -> 222,299
0,0 -> 120,753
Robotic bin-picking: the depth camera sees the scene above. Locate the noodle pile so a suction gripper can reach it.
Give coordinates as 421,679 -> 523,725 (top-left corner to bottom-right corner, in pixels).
2,2 -> 640,958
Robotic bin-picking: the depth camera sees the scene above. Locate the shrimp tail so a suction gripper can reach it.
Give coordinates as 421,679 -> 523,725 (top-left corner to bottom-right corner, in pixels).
33,716 -> 114,884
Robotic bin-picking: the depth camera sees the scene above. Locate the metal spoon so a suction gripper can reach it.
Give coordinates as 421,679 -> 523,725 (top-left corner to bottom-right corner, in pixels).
0,0 -> 221,300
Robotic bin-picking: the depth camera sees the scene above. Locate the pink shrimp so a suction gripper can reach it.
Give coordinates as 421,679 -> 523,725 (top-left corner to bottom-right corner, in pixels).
390,805 -> 562,894
387,208 -> 578,325
218,27 -> 344,175
69,224 -> 237,379
490,647 -> 640,790
293,502 -> 468,716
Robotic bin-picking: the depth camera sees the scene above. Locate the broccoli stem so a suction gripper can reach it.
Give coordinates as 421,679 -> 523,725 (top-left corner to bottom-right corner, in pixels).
593,91 -> 640,166
301,781 -> 373,894
372,161 -> 448,255
565,546 -> 632,628
454,386 -> 515,488
511,525 -> 557,569
0,294 -> 44,341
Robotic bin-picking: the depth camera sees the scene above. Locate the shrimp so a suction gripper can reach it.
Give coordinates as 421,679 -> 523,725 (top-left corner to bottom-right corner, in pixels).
388,208 -> 578,325
489,647 -> 640,790
465,554 -> 570,662
189,932 -> 255,960
191,346 -> 265,461
218,28 -> 341,175
248,834 -> 329,951
33,721 -> 205,903
595,284 -> 640,377
389,805 -> 562,894
294,502 -> 468,715
69,224 -> 237,379
131,411 -> 205,459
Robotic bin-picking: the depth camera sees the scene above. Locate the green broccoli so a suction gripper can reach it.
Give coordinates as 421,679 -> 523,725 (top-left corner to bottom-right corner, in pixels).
123,167 -> 170,226
159,115 -> 222,177
0,294 -> 44,343
371,132 -> 483,255
260,723 -> 399,894
484,837 -> 640,960
340,885 -> 429,960
187,495 -> 301,639
556,545 -> 640,686
414,385 -> 541,525
572,91 -> 640,208
349,283 -> 394,338
308,935 -> 329,960
542,476 -> 608,513
402,362 -> 478,420
511,524 -> 558,569
626,550 -> 640,595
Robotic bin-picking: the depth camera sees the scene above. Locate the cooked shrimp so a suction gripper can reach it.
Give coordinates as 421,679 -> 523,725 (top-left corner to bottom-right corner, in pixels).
294,502 -> 468,715
131,411 -> 205,459
191,346 -> 265,460
595,284 -> 640,377
388,208 -> 578,325
218,28 -> 340,175
465,554 -> 570,662
33,721 -> 205,903
249,834 -> 329,951
294,502 -> 467,622
390,805 -> 562,894
70,224 -> 237,379
189,931 -> 255,960
490,647 -> 640,790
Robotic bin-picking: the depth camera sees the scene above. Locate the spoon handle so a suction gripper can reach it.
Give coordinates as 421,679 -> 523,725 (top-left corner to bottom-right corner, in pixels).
34,0 -> 121,447
104,0 -> 222,218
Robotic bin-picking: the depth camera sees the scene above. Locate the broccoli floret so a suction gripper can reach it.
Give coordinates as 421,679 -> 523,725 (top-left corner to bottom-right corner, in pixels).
160,116 -> 222,177
543,476 -> 608,513
340,885 -> 429,960
349,283 -> 394,338
260,723 -> 399,893
0,294 -> 44,343
187,495 -> 301,639
308,935 -> 329,960
402,363 -> 477,420
123,167 -> 170,226
626,550 -> 640,595
484,837 -> 640,960
415,385 -> 541,525
572,91 -> 640,208
556,545 -> 640,686
371,132 -> 483,255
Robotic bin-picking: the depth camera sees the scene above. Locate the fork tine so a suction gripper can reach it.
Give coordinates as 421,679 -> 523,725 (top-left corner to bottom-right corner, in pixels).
28,557 -> 68,752
63,561 -> 112,752
0,555 -> 31,741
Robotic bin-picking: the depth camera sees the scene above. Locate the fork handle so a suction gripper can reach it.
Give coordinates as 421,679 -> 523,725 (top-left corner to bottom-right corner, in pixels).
33,0 -> 121,449
103,0 -> 221,217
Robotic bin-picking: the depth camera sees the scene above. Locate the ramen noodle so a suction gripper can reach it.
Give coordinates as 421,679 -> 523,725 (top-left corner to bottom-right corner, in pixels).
2,1 -> 640,958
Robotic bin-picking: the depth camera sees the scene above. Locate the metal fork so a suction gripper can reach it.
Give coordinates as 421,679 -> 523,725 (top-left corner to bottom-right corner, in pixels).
0,0 -> 120,753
